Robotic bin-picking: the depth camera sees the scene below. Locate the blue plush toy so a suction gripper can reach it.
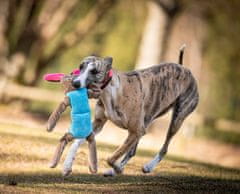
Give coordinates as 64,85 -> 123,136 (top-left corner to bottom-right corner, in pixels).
67,88 -> 92,138
44,73 -> 97,176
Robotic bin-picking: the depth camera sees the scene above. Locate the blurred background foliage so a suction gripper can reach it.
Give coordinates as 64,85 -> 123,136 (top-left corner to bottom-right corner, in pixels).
0,0 -> 240,137
203,0 -> 240,121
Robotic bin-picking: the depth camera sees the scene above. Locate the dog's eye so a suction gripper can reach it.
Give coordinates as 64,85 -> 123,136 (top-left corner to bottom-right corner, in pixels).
79,63 -> 84,70
90,69 -> 98,74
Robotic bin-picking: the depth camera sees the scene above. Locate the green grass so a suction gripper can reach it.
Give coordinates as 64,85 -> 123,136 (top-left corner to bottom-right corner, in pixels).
0,123 -> 240,193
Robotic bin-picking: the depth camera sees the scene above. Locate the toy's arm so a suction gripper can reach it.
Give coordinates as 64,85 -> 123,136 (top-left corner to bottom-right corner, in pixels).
87,83 -> 102,99
47,96 -> 70,132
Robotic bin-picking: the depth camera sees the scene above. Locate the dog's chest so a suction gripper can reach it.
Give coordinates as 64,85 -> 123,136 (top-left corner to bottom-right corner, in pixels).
102,91 -> 129,129
101,80 -> 143,130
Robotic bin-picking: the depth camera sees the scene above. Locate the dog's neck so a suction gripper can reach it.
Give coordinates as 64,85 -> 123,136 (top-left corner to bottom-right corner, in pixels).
100,69 -> 122,103
99,69 -> 128,128
100,69 -> 113,90
102,69 -> 121,89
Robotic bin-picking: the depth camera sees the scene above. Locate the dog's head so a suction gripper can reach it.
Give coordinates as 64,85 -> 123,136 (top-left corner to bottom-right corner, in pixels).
72,56 -> 113,88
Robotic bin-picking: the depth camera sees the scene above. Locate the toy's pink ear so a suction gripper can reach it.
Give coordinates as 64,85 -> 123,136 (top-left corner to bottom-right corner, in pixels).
43,73 -> 65,82
72,69 -> 80,75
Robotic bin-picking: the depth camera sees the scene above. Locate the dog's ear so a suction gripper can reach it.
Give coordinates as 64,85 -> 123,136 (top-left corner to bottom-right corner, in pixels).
104,57 -> 113,70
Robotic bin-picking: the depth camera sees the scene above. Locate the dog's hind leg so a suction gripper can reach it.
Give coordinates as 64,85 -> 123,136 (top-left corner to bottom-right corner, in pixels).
142,83 -> 199,173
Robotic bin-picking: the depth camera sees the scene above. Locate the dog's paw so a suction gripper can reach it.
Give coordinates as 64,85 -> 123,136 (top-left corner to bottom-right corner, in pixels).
62,168 -> 72,177
103,169 -> 116,177
112,164 -> 123,174
142,165 -> 152,174
107,157 -> 114,166
107,158 -> 122,174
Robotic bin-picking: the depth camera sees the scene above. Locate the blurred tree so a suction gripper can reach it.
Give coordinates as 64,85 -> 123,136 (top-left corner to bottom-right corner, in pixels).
202,0 -> 240,121
0,0 -> 116,89
136,0 -> 240,123
1,0 -> 239,124
136,0 -> 181,69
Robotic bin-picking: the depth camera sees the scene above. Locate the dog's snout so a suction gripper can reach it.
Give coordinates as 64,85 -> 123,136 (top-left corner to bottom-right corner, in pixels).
72,79 -> 81,88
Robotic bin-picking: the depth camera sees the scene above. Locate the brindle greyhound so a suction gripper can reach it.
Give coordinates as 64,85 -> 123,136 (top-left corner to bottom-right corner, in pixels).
72,46 -> 199,176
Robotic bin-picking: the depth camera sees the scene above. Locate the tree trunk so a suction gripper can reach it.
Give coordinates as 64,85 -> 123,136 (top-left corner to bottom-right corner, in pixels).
135,1 -> 167,69
164,10 -> 205,80
0,0 -> 10,99
22,0 -> 116,86
135,0 -> 180,70
0,0 -> 116,87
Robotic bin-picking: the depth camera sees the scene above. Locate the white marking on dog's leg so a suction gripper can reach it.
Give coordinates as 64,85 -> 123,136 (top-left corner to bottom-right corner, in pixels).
142,155 -> 160,173
63,138 -> 85,176
103,139 -> 138,177
142,144 -> 168,173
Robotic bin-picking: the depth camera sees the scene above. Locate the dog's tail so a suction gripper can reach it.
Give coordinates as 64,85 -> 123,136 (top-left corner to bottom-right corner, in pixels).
178,44 -> 186,65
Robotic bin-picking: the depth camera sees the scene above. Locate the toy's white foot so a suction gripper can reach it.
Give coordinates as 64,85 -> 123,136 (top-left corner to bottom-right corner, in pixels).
49,162 -> 57,168
89,166 -> 97,174
103,169 -> 116,177
62,168 -> 72,177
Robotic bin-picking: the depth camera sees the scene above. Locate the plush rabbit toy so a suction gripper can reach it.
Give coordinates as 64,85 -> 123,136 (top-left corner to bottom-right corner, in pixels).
44,70 -> 100,176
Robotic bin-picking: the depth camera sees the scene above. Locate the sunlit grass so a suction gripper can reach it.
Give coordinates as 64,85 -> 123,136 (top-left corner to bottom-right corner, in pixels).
0,122 -> 240,193
196,126 -> 240,146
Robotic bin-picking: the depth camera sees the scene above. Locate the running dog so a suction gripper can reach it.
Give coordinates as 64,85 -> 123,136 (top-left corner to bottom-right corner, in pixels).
71,46 -> 199,176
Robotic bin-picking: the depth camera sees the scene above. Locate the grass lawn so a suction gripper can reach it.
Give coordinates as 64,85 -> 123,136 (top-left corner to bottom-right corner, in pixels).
0,123 -> 240,193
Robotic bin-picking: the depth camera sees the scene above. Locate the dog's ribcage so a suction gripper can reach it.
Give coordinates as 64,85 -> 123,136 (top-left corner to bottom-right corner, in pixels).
100,63 -> 197,132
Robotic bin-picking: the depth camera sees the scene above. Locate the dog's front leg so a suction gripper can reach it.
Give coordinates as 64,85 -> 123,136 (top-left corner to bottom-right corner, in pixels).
104,141 -> 139,177
47,97 -> 69,132
93,100 -> 107,135
106,132 -> 139,174
118,141 -> 139,170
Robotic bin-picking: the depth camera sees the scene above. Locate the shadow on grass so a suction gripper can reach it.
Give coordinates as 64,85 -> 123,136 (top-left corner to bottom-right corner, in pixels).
1,172 -> 240,193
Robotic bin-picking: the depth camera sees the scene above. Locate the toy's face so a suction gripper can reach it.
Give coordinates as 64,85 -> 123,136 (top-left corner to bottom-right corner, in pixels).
72,56 -> 112,88
61,75 -> 76,93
